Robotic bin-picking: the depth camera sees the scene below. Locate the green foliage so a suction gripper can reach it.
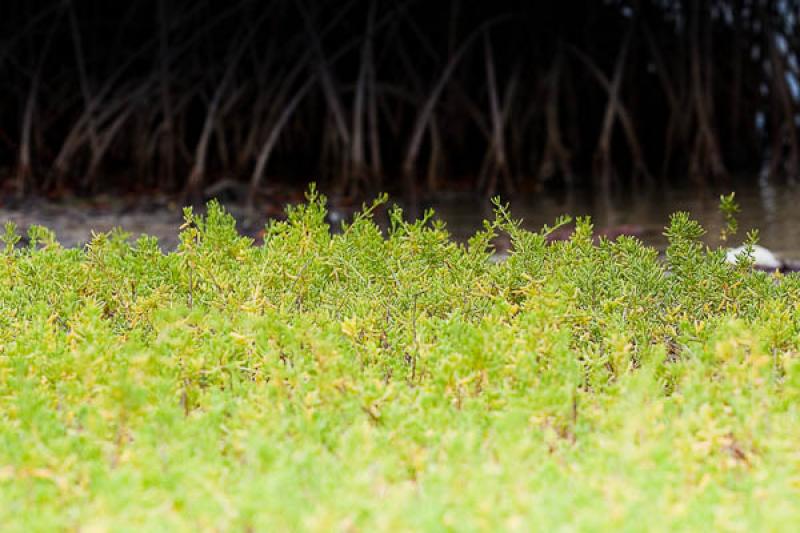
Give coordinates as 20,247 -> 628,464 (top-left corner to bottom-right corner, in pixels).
719,192 -> 740,243
2,190 -> 800,530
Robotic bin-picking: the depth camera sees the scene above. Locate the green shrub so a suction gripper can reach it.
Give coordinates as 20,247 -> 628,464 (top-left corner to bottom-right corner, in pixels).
1,189 -> 799,530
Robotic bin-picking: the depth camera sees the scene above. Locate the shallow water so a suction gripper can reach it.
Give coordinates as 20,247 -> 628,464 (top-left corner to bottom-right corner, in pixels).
428,179 -> 800,260
2,179 -> 800,260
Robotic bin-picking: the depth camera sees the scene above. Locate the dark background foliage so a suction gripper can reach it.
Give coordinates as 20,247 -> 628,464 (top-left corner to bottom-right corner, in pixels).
0,0 -> 798,207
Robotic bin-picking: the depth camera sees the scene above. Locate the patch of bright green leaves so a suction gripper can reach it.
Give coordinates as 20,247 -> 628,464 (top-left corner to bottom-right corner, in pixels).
2,188 -> 800,531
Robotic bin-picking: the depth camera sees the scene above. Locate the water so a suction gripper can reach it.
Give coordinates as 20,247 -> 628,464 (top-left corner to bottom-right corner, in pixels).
428,180 -> 800,260
3,180 -> 800,259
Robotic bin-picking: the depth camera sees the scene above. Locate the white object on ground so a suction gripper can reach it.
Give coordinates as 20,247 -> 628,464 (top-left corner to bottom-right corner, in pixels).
725,244 -> 782,269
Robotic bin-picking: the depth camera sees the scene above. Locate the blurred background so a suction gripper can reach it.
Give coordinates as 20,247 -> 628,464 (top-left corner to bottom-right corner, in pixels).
1,0 -> 799,254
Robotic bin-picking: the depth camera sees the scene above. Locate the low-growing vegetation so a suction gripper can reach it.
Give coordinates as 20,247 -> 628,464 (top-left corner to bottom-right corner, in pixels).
2,188 -> 800,531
